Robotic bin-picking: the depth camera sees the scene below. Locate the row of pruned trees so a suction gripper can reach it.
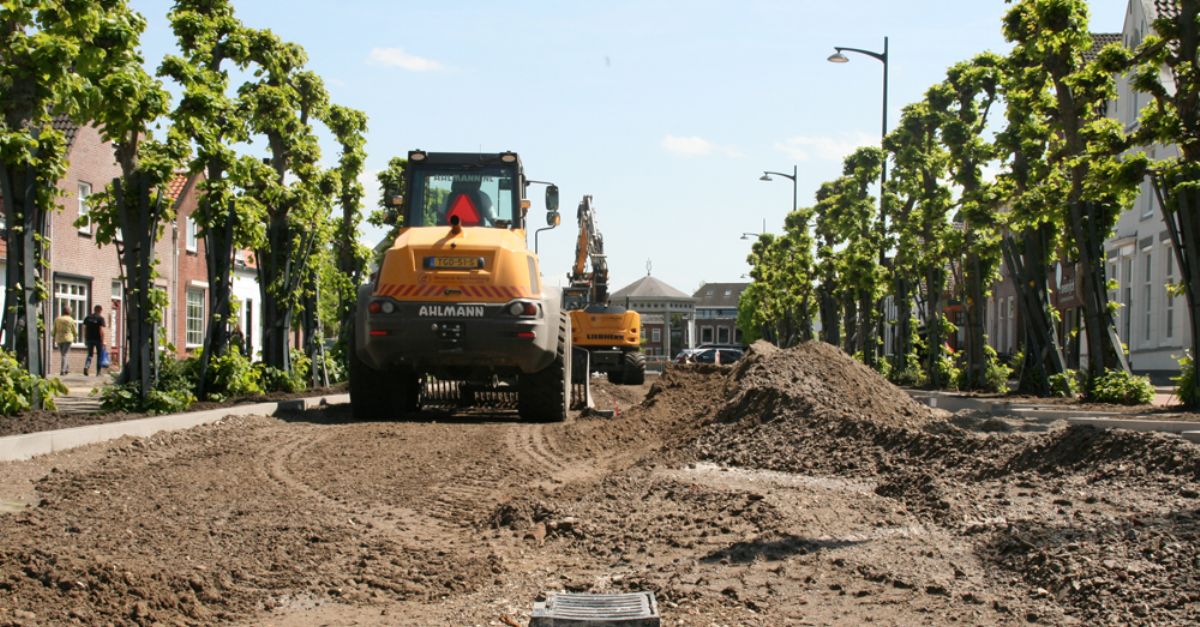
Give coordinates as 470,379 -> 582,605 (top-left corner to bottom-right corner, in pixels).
0,0 -> 372,408
741,0 -> 1200,404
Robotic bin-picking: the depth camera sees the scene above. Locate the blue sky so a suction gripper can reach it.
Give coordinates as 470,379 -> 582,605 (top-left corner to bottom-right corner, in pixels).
130,0 -> 1131,295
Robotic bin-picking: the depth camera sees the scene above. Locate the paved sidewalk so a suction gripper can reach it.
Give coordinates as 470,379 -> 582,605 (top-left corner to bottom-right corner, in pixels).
50,372 -> 112,414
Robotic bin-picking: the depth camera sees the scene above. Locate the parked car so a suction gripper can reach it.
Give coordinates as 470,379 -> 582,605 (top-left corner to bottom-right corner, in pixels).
690,348 -> 743,365
674,348 -> 703,363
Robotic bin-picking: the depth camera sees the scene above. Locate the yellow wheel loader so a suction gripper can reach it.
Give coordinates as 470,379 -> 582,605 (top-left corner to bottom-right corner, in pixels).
350,150 -> 588,421
564,195 -> 646,385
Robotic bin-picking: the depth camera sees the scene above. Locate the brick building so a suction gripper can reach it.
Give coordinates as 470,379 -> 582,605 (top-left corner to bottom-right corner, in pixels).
692,282 -> 747,346
1,120 -> 209,373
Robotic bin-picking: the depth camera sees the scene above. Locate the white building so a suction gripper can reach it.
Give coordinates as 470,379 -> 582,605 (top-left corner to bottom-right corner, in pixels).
1106,0 -> 1187,380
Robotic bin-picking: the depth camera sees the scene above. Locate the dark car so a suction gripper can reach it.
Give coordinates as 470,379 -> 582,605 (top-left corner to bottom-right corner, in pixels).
691,348 -> 743,365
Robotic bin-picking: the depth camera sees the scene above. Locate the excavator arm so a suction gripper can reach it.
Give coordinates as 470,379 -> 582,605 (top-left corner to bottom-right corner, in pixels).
570,195 -> 610,305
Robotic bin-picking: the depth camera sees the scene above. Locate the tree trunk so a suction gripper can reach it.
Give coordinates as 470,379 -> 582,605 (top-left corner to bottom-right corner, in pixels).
1154,177 -> 1200,407
1071,200 -> 1127,380
1,163 -> 47,403
818,284 -> 839,346
841,294 -> 857,355
258,210 -> 292,372
962,250 -> 987,388
891,277 -> 913,374
195,173 -> 236,399
858,288 -> 874,367
112,175 -> 163,403
1003,229 -> 1066,396
925,267 -> 946,388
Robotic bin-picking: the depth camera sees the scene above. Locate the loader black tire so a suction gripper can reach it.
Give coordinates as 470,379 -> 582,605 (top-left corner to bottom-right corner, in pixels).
349,325 -> 388,420
518,312 -> 570,422
350,323 -> 419,420
606,366 -> 624,385
621,351 -> 646,385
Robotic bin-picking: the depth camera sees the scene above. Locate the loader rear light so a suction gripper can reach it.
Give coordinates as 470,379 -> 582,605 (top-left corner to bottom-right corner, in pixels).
369,330 -> 389,336
368,300 -> 395,314
506,301 -> 538,317
516,331 -> 536,340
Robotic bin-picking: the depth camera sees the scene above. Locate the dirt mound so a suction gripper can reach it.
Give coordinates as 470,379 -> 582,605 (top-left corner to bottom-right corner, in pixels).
718,341 -> 933,430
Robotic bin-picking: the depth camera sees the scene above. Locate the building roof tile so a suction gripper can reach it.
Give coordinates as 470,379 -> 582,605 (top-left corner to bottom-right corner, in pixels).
693,282 -> 749,308
1085,32 -> 1123,62
610,275 -> 693,301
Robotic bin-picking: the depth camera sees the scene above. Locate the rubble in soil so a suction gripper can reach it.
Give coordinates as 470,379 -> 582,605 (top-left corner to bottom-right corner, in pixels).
673,341 -> 1200,624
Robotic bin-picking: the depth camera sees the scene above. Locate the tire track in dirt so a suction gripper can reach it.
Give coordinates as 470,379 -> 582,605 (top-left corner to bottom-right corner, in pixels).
265,424 -> 456,543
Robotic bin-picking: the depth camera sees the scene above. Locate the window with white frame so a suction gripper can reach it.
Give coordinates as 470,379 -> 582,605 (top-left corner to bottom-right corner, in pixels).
186,287 -> 205,347
718,326 -> 730,344
701,327 -> 713,343
77,182 -> 92,235
651,328 -> 661,343
1122,257 -> 1133,343
1143,251 -> 1153,342
1166,249 -> 1177,339
186,217 -> 198,252
54,278 -> 89,344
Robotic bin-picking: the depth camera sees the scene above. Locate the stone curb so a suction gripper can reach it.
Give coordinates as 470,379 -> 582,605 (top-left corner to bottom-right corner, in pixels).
0,393 -> 350,463
1066,417 -> 1200,434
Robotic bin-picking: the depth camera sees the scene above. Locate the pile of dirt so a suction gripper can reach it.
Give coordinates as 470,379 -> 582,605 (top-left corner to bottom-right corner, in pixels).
717,341 -> 934,429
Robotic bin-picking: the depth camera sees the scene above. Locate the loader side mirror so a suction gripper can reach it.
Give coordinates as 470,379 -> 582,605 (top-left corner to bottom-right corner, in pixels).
547,210 -> 560,226
545,185 -> 559,212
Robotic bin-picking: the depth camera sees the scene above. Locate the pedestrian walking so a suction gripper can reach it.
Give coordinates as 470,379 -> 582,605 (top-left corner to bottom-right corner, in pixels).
52,307 -> 76,375
82,305 -> 107,376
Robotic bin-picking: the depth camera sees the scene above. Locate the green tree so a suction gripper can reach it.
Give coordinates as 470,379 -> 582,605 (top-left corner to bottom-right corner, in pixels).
884,99 -> 953,384
159,0 -> 255,398
84,5 -> 188,404
325,104 -> 369,367
0,1 -> 132,395
238,30 -> 332,374
1132,0 -> 1200,407
995,41 -> 1069,395
928,53 -> 1003,389
1003,0 -> 1146,390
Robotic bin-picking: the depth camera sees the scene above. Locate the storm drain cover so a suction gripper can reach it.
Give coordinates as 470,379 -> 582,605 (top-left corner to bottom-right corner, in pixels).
530,591 -> 660,626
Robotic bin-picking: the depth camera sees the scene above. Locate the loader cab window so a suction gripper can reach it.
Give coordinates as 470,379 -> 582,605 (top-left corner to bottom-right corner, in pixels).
409,165 -> 519,228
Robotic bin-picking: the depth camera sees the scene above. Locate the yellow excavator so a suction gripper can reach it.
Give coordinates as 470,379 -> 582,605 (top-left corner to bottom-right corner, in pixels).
350,150 -> 589,421
564,195 -> 645,385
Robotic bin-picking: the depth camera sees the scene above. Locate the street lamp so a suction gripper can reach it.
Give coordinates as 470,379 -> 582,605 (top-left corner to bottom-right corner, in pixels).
830,37 -> 890,361
759,165 -> 798,218
828,37 -> 889,247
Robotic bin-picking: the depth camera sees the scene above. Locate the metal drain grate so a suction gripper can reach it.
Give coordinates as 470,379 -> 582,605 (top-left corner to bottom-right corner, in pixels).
530,591 -> 660,626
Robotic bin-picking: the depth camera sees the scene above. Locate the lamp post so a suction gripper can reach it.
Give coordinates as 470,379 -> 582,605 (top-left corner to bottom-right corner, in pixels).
759,165 -> 798,215
830,37 -> 890,362
828,37 -> 889,250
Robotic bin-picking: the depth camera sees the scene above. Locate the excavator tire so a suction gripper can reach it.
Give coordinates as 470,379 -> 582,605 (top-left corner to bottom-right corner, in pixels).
606,366 -> 624,385
622,351 -> 646,385
518,312 -> 570,422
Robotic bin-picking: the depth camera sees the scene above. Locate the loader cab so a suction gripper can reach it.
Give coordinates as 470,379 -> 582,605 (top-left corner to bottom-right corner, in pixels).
405,150 -> 525,230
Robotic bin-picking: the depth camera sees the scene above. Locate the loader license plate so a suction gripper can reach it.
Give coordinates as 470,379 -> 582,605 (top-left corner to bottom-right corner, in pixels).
428,256 -> 481,269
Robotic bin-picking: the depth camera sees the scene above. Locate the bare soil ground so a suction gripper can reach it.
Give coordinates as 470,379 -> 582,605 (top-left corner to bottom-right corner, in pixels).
0,343 -> 1197,626
0,384 -> 348,438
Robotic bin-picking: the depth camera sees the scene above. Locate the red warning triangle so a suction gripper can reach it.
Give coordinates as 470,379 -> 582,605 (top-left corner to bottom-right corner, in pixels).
446,193 -> 481,226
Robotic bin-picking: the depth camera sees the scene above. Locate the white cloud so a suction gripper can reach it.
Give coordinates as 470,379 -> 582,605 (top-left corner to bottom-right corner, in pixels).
774,132 -> 877,162
661,134 -> 743,158
368,47 -> 443,72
